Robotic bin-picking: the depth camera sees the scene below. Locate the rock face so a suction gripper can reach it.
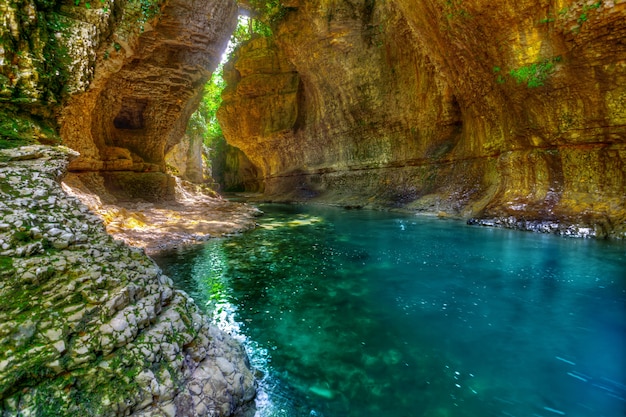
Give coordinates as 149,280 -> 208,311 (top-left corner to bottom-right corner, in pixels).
58,0 -> 238,199
218,0 -> 626,237
164,133 -> 206,183
0,146 -> 256,416
1,0 -> 236,198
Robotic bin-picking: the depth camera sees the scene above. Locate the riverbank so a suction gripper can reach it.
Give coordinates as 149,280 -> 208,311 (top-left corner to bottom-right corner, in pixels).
0,145 -> 256,416
62,174 -> 262,254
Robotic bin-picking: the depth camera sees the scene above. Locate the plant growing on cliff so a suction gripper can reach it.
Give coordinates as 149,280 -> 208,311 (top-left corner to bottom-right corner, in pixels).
248,0 -> 287,26
493,66 -> 505,84
509,57 -> 561,88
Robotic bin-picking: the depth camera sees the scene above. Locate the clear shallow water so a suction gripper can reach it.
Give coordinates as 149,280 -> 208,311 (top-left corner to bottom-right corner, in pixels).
152,204 -> 626,417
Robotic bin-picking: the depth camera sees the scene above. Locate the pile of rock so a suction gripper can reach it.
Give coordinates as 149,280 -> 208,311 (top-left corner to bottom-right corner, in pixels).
0,146 -> 255,416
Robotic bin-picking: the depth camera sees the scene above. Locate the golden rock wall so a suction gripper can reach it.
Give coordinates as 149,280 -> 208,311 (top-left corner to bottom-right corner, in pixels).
219,0 -> 626,236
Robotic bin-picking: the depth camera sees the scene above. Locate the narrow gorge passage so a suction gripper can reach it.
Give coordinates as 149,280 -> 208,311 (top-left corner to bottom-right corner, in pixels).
2,0 -> 626,415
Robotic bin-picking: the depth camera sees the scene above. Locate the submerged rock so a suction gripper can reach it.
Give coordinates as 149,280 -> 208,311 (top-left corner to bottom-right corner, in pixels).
0,146 -> 256,416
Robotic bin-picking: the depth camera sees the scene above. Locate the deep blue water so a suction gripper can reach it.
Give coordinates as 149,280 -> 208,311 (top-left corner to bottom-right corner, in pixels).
152,204 -> 626,417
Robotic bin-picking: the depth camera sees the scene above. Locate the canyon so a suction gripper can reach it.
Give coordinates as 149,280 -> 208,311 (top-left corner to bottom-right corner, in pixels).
220,0 -> 626,238
1,0 -> 625,415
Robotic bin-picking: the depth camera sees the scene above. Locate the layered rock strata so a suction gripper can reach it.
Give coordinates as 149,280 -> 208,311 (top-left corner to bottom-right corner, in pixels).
0,146 -> 256,416
219,0 -> 626,237
58,0 -> 238,200
2,0 -> 237,199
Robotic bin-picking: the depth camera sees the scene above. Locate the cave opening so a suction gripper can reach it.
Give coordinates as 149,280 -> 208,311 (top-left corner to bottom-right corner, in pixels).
113,98 -> 148,130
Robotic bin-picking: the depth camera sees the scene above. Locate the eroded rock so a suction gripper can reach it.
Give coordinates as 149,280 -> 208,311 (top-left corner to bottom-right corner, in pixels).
218,0 -> 626,238
0,146 -> 256,416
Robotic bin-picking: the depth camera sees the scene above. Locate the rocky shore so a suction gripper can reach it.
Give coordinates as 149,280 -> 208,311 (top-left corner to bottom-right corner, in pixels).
61,173 -> 262,254
0,145 -> 256,416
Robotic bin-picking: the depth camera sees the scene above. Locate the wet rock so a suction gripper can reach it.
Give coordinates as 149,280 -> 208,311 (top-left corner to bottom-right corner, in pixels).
0,146 -> 256,416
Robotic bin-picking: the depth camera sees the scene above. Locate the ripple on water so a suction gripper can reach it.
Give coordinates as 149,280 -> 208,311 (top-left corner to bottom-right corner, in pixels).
153,204 -> 626,417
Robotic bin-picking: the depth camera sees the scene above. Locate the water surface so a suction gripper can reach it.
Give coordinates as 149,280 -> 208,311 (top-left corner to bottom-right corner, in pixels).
152,204 -> 626,417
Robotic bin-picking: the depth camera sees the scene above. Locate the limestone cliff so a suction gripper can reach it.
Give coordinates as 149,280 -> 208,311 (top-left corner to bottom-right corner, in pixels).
59,0 -> 238,199
2,0 -> 237,199
0,146 -> 255,416
1,0 -> 258,415
218,0 -> 626,238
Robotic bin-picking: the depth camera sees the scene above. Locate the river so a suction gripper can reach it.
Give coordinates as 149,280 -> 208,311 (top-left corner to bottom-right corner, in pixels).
152,203 -> 626,417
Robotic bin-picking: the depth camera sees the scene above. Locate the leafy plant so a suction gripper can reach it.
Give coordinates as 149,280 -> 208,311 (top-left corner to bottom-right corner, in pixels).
583,1 -> 602,11
509,57 -> 561,88
249,0 -> 287,26
492,66 -> 505,84
575,2 -> 601,30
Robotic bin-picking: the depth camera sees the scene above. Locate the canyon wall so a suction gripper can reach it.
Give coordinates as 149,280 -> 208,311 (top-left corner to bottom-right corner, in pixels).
59,0 -> 238,200
219,0 -> 626,237
1,0 -> 259,415
2,0 -> 236,199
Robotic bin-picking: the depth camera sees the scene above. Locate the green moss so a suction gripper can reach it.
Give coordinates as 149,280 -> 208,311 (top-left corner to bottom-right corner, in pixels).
0,107 -> 61,149
33,384 -> 71,417
539,16 -> 555,24
443,0 -> 471,20
13,230 -> 33,244
0,256 -> 14,273
39,12 -> 73,102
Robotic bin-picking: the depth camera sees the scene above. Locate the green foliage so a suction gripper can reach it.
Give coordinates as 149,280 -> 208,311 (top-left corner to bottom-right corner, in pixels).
13,230 -> 32,244
509,57 -> 561,88
40,12 -> 72,101
136,0 -> 161,23
0,7 -> 72,107
33,0 -> 59,10
249,0 -> 287,26
583,1 -> 602,11
573,2 -> 602,31
0,256 -> 13,273
539,16 -> 555,24
118,0 -> 162,33
187,67 -> 225,144
492,66 -> 505,84
230,16 -> 271,47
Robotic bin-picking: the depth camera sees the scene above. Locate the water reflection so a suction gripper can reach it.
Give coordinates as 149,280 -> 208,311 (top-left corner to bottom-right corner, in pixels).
153,204 -> 626,417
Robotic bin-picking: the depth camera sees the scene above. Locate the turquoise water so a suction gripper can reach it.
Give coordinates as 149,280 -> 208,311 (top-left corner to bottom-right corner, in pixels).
152,204 -> 626,417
